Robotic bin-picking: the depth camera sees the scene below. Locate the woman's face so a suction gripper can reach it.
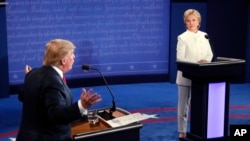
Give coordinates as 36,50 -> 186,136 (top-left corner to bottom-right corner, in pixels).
185,14 -> 199,32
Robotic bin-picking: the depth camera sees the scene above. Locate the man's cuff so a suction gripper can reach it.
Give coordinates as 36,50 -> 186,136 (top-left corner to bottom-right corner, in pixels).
78,100 -> 88,116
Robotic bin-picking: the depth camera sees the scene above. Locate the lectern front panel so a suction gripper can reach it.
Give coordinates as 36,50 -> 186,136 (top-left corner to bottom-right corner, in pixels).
207,82 -> 226,138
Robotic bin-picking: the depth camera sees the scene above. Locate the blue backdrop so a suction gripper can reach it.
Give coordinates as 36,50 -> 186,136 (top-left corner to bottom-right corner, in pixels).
6,0 -> 170,85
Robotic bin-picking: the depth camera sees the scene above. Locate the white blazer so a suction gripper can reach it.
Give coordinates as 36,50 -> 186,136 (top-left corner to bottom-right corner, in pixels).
176,30 -> 213,86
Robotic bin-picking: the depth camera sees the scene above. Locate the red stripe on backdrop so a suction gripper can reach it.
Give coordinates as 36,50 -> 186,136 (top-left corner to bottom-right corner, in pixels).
142,117 -> 177,123
130,106 -> 250,124
230,114 -> 250,118
0,130 -> 18,139
230,105 -> 250,109
130,107 -> 177,113
131,105 -> 250,113
141,114 -> 250,124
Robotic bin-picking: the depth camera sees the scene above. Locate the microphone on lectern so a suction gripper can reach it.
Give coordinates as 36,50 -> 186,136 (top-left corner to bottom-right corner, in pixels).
204,34 -> 209,39
82,64 -> 116,120
205,34 -> 216,62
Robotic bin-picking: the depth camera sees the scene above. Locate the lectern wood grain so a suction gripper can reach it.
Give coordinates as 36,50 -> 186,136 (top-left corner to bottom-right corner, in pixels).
71,109 -> 126,137
71,119 -> 110,137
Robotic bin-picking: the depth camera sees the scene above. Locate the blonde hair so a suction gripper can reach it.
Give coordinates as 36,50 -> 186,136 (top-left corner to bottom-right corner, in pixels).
183,9 -> 201,28
43,39 -> 75,66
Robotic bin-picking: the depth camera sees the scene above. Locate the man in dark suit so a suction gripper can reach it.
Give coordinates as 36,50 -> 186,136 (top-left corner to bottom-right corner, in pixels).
16,39 -> 102,141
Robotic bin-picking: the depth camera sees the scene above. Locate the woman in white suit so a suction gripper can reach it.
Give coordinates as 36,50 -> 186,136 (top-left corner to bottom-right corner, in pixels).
176,9 -> 213,139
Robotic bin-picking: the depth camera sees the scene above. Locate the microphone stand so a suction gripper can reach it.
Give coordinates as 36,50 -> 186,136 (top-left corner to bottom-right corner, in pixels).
205,34 -> 216,62
88,67 -> 116,120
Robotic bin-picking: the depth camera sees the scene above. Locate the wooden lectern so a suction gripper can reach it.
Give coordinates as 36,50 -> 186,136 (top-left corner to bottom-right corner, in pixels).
71,107 -> 143,141
177,57 -> 245,141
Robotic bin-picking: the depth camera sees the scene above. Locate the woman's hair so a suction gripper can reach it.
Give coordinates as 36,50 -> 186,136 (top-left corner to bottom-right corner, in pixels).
43,39 -> 75,66
183,9 -> 201,28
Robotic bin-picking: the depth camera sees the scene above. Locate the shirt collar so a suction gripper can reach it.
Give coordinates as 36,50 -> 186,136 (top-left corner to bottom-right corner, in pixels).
51,65 -> 63,78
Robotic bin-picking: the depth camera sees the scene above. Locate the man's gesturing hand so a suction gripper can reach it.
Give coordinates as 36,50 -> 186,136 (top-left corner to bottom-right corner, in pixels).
80,88 -> 102,109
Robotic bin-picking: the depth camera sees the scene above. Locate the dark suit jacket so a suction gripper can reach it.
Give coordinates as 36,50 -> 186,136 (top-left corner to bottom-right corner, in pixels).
17,66 -> 83,141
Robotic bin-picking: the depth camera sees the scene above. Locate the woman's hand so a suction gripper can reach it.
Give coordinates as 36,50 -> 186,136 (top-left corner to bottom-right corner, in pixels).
198,59 -> 208,64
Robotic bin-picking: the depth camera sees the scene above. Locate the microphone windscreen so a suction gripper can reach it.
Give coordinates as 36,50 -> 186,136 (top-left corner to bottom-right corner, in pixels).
205,34 -> 209,39
82,64 -> 90,70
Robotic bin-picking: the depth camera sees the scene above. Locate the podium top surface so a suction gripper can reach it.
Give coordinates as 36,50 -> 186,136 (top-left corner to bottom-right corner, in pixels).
71,107 -> 143,140
177,57 -> 245,67
176,57 -> 245,82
